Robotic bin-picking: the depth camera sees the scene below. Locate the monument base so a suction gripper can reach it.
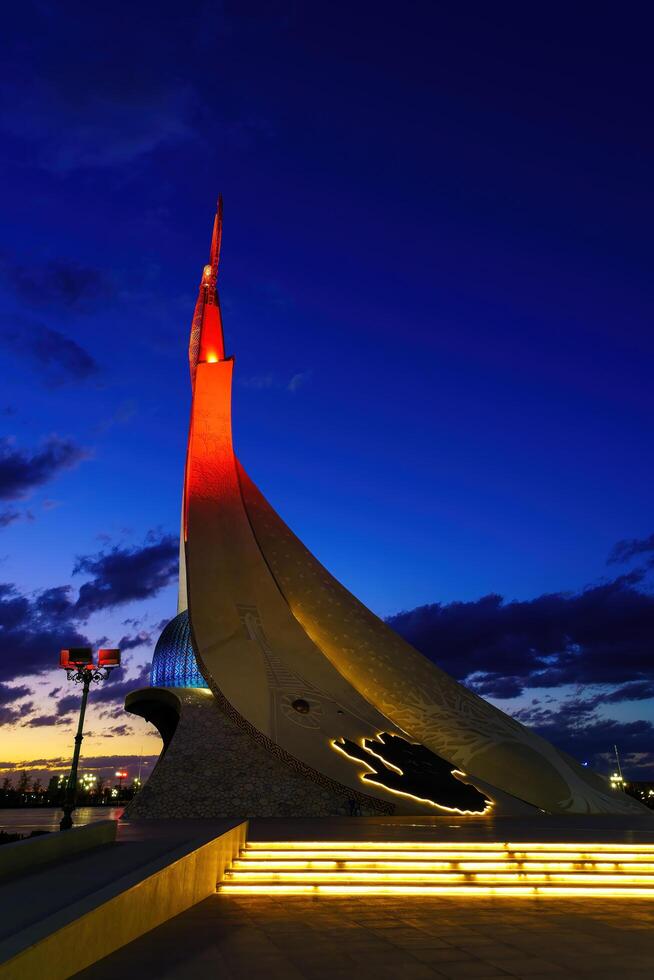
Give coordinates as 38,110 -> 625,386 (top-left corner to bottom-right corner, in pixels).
124,687 -> 393,819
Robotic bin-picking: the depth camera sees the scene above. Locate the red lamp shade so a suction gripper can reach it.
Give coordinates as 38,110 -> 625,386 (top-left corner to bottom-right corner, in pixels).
63,647 -> 93,667
98,648 -> 121,668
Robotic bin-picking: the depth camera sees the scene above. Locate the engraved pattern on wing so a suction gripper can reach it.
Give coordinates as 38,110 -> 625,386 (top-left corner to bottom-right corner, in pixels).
237,604 -> 337,732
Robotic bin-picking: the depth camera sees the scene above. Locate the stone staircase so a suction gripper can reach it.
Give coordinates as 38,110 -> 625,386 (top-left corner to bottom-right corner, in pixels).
219,839 -> 654,896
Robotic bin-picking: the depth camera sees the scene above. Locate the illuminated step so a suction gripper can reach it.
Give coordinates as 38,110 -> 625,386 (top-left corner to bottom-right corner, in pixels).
233,859 -> 654,872
245,840 -> 654,853
220,841 -> 654,897
226,871 -> 654,884
241,848 -> 654,863
220,883 -> 654,897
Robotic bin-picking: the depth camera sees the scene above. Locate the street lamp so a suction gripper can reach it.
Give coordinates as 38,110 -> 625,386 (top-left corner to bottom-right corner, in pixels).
115,769 -> 127,797
59,647 -> 120,831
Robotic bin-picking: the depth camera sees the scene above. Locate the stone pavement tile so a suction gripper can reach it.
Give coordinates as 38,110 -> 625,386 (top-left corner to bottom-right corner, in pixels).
588,974 -> 654,980
453,934 -> 511,947
221,951 -> 308,980
351,944 -> 425,962
583,953 -> 654,971
284,951 -> 360,972
336,953 -> 443,980
409,947 -> 478,964
482,957 -> 566,975
391,937 -> 453,950
434,962 -> 511,978
456,943 -> 529,959
228,963 -> 307,980
509,976 -> 582,980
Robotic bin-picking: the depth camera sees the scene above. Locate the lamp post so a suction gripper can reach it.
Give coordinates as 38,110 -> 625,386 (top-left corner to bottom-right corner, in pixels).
115,769 -> 127,798
59,647 -> 121,831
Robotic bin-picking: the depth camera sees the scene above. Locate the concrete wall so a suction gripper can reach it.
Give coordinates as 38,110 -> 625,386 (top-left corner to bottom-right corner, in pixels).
0,820 -> 116,881
0,820 -> 247,980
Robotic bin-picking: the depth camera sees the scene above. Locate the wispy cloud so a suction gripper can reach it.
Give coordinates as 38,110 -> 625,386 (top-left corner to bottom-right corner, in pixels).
287,370 -> 311,393
239,370 -> 312,393
239,373 -> 276,390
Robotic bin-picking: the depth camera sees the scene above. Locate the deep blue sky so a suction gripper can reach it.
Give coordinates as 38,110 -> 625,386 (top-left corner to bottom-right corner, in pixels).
1,2 -> 653,782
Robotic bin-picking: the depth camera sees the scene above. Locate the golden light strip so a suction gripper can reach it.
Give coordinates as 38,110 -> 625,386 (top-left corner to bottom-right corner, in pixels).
242,849 -> 654,863
246,841 -> 654,853
220,884 -> 654,897
228,873 -> 654,884
234,860 -> 654,872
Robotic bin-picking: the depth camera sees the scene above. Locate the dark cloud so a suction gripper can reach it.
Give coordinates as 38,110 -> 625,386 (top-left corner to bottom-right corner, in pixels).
0,436 -> 89,500
74,533 -> 178,616
0,528 -> 171,685
117,631 -> 152,651
1,320 -> 99,383
513,698 -> 654,778
388,570 -> 654,699
0,683 -> 31,705
602,680 -> 654,703
0,683 -> 32,723
56,693 -> 82,716
0,702 -> 34,725
0,582 -> 90,681
608,533 -> 654,565
0,508 -> 21,528
22,712 -> 65,728
105,724 -> 135,737
2,260 -> 114,313
388,563 -> 654,777
21,667 -> 150,727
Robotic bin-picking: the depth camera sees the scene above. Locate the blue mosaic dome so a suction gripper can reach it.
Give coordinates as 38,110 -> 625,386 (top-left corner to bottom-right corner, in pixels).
150,611 -> 205,688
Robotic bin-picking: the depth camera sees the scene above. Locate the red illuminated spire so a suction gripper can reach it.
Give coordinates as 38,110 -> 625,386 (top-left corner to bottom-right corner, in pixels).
188,196 -> 226,386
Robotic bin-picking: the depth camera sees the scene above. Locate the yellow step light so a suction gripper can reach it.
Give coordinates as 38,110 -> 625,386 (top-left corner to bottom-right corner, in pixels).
245,841 -> 654,853
220,883 -> 654,897
240,849 -> 654,863
234,860 -> 654,872
227,871 -> 654,884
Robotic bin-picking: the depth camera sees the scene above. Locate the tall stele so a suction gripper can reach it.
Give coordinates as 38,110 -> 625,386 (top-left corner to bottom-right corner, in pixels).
128,201 -> 645,819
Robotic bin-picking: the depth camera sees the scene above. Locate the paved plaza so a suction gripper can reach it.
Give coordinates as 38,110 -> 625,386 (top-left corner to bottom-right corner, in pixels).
77,893 -> 654,979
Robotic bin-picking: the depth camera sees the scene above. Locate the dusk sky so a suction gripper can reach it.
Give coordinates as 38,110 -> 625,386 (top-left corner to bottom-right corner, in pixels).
1,2 -> 653,787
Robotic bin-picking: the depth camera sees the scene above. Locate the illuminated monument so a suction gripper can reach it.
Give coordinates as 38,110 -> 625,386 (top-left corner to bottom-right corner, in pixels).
126,202 -> 644,820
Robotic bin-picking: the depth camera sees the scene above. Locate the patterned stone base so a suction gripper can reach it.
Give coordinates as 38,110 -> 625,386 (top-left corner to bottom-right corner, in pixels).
124,687 -> 392,819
